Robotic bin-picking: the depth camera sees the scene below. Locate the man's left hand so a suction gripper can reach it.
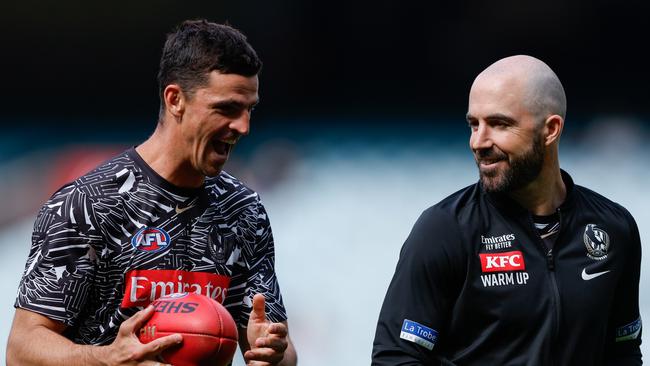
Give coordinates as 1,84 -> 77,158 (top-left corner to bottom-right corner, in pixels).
244,294 -> 290,366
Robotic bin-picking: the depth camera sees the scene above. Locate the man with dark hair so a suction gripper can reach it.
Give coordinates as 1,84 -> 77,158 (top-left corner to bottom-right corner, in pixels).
7,19 -> 297,366
372,55 -> 642,365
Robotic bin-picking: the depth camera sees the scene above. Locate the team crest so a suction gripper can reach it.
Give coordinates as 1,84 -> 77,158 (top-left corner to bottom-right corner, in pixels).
583,224 -> 610,260
208,227 -> 236,265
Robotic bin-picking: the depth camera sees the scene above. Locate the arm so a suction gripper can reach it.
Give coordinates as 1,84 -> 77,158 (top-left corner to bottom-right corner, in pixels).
235,198 -> 296,366
238,295 -> 297,366
7,306 -> 183,366
372,207 -> 465,365
603,213 -> 643,365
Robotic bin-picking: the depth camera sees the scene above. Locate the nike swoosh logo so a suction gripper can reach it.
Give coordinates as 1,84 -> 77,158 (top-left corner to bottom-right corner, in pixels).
581,268 -> 611,281
175,204 -> 195,215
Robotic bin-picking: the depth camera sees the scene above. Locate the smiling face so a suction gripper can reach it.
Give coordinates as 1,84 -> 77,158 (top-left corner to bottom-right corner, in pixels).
174,71 -> 259,178
466,73 -> 546,193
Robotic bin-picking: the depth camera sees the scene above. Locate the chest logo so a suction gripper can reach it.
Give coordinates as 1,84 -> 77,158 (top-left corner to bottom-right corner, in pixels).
481,233 -> 516,251
121,269 -> 230,308
583,224 -> 610,260
581,268 -> 610,281
208,227 -> 236,265
175,204 -> 195,215
131,227 -> 171,252
479,250 -> 526,272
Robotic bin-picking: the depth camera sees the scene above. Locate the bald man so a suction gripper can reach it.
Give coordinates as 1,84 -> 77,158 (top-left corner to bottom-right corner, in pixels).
372,55 -> 642,365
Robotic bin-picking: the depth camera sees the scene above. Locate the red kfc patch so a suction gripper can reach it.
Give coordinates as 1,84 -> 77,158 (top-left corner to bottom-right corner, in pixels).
479,250 -> 526,272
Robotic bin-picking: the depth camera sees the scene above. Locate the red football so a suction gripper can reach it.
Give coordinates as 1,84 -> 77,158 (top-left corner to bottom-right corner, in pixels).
139,292 -> 239,366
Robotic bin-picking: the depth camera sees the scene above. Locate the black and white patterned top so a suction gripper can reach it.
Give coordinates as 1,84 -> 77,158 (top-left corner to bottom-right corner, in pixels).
15,147 -> 287,344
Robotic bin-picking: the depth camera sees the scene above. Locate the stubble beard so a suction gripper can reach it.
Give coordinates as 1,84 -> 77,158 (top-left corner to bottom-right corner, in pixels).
477,133 -> 545,194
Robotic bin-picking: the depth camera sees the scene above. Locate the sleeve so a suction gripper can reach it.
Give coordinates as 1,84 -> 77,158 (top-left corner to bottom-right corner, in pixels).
372,207 -> 466,365
228,195 -> 288,327
14,185 -> 102,327
604,212 -> 642,365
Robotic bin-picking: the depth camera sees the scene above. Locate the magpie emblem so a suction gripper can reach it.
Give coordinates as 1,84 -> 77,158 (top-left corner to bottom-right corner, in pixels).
583,224 -> 610,260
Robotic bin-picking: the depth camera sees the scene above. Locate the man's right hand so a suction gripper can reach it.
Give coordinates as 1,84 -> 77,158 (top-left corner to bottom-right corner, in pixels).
7,306 -> 183,366
92,305 -> 184,366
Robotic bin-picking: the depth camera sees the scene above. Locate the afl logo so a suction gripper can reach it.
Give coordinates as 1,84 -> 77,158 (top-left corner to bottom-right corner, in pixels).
160,292 -> 189,300
583,224 -> 610,260
131,227 -> 171,252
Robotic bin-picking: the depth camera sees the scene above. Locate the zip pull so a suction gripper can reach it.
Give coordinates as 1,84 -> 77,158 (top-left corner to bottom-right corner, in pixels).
546,249 -> 555,271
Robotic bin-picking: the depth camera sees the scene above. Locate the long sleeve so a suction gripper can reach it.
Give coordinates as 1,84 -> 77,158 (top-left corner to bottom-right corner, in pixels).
372,207 -> 465,365
604,212 -> 643,365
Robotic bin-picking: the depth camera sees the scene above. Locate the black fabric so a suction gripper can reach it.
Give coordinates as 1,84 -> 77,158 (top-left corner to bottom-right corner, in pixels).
372,170 -> 642,365
533,212 -> 560,250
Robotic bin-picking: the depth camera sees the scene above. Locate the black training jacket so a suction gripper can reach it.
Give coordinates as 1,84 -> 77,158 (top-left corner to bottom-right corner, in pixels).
373,171 -> 642,365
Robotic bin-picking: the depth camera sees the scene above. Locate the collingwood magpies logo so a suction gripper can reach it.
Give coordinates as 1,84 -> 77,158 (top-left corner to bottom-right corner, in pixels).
208,227 -> 236,265
583,224 -> 610,260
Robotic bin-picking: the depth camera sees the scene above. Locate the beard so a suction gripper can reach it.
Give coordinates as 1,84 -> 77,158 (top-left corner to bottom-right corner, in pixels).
475,133 -> 545,194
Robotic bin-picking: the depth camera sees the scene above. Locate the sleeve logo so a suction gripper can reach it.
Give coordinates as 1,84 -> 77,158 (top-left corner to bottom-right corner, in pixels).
400,319 -> 438,351
615,317 -> 642,342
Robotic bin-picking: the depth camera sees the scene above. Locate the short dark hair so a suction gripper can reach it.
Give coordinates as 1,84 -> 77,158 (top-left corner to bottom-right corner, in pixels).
157,19 -> 262,115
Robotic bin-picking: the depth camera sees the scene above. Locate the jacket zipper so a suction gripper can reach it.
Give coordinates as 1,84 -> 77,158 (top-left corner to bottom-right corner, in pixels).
528,209 -> 562,365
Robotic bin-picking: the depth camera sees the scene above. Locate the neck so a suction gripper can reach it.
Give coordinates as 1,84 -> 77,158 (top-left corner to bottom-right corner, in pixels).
136,123 -> 205,188
508,165 -> 566,216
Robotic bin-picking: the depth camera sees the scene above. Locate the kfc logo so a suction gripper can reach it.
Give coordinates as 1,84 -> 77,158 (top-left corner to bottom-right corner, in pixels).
479,251 -> 526,272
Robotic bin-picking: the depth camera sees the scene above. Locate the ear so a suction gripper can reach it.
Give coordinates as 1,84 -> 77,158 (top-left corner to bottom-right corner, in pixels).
543,114 -> 563,146
162,84 -> 185,119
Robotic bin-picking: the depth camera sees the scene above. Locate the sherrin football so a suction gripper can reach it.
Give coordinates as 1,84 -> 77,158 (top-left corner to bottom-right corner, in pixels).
139,292 -> 239,366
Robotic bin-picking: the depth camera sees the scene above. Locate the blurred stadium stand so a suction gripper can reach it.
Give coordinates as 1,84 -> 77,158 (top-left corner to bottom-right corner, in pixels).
1,117 -> 648,365
2,0 -> 649,363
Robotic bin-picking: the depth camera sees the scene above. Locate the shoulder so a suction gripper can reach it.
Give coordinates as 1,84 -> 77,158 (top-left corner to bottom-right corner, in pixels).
397,185 -> 476,279
572,184 -> 640,254
405,183 -> 479,254
53,149 -> 135,200
206,171 -> 258,198
573,184 -> 636,224
205,171 -> 264,211
418,183 -> 480,229
207,170 -> 257,193
37,150 -> 134,221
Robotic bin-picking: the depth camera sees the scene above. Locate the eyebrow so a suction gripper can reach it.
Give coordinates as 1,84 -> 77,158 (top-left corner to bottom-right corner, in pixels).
209,99 -> 259,110
465,113 -> 517,124
485,113 -> 517,125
